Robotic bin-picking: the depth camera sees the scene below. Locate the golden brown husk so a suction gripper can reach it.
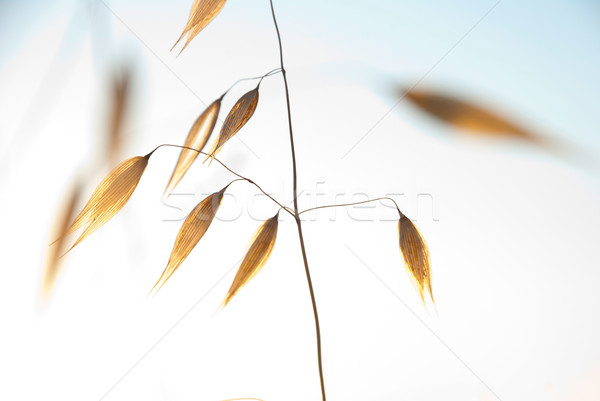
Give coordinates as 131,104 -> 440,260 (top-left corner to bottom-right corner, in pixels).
221,212 -> 279,307
164,98 -> 221,195
205,88 -> 259,161
398,215 -> 433,305
62,155 -> 149,252
151,188 -> 226,293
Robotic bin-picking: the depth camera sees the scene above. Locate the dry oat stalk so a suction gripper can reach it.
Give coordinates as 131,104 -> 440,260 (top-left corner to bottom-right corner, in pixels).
398,214 -> 433,305
151,187 -> 226,293
164,98 -> 222,195
47,3 -> 440,400
172,0 -> 227,54
206,87 -> 259,161
61,155 -> 149,251
221,212 -> 279,307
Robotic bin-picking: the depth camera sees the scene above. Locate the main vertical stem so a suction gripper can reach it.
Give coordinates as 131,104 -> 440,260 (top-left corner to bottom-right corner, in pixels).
269,1 -> 326,400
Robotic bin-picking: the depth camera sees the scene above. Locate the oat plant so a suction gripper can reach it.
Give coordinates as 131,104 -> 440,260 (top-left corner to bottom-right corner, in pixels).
53,1 -> 433,399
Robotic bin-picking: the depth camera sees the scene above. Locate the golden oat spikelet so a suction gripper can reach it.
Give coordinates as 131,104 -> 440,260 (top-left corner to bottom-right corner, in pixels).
151,187 -> 226,293
221,212 -> 279,308
164,98 -> 222,195
398,215 -> 433,305
205,87 -> 259,161
61,155 -> 149,252
172,0 -> 227,54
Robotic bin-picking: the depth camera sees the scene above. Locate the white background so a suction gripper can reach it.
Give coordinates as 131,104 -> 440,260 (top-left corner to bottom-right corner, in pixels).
1,1 -> 600,400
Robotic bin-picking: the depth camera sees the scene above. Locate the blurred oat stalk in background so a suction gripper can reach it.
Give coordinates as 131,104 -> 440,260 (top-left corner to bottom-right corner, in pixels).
403,87 -> 549,147
41,183 -> 81,302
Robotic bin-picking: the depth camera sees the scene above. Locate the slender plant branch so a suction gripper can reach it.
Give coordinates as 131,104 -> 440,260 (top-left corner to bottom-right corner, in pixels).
148,143 -> 294,216
222,68 -> 282,97
269,1 -> 327,400
223,178 -> 247,188
299,197 -> 403,217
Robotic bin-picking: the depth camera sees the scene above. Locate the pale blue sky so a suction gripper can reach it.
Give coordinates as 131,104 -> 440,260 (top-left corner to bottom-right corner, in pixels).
2,0 -> 599,150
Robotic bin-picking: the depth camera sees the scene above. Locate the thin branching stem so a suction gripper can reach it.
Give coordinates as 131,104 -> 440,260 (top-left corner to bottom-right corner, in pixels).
223,68 -> 282,97
299,197 -> 403,217
148,143 -> 294,216
269,1 -> 327,400
223,178 -> 247,189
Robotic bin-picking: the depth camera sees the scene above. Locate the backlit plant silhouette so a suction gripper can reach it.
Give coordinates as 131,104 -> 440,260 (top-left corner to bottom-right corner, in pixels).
54,1 -> 433,399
